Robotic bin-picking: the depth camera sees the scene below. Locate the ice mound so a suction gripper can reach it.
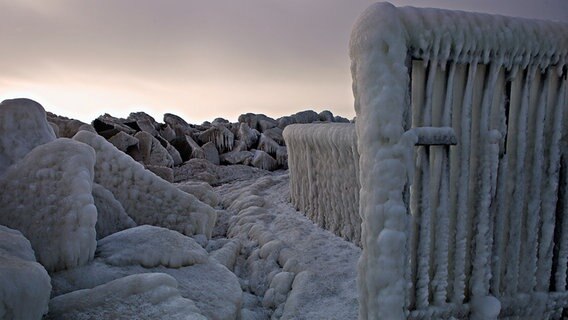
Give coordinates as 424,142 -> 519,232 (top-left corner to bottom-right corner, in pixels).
46,273 -> 206,320
176,180 -> 220,208
0,98 -> 56,175
92,183 -> 136,239
73,130 -> 217,238
0,138 -> 97,271
0,225 -> 51,319
96,225 -> 208,268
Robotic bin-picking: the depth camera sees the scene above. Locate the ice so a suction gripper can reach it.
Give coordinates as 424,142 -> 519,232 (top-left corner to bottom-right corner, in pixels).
96,225 -> 208,268
0,138 -> 97,271
92,183 -> 136,240
73,131 -> 217,238
46,273 -> 207,320
284,123 -> 361,244
176,180 -> 220,208
0,225 -> 51,320
0,98 -> 56,175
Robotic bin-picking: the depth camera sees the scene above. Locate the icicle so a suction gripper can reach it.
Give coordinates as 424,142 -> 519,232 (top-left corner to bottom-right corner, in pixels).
452,60 -> 478,304
503,65 -> 536,295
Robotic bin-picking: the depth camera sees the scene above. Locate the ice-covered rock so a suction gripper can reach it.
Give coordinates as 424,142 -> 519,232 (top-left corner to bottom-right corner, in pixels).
237,122 -> 260,149
73,131 -> 217,238
291,110 -> 319,124
220,150 -> 254,166
262,127 -> 285,145
0,225 -> 51,320
158,136 -> 183,166
202,141 -> 220,165
171,134 -> 205,161
97,225 -> 208,268
158,124 -> 177,142
198,125 -> 234,153
128,118 -> 160,137
0,138 -> 97,271
251,150 -> 278,171
46,273 -> 207,320
135,131 -> 174,168
276,146 -> 288,168
46,112 -> 95,138
0,98 -> 56,175
208,239 -> 241,271
92,183 -> 136,239
176,180 -> 220,208
257,134 -> 280,156
108,131 -> 139,153
318,110 -> 334,122
238,113 -> 277,132
145,165 -> 175,182
92,114 -> 136,139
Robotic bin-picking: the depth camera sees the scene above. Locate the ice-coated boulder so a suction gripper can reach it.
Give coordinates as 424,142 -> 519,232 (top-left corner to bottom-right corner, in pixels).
291,110 -> 319,124
46,112 -> 96,138
97,225 -> 208,268
251,150 -> 278,171
158,124 -> 177,142
108,131 -> 139,153
0,98 -> 56,175
73,131 -> 217,238
171,134 -> 205,162
92,183 -> 136,239
135,131 -> 174,167
92,114 -> 136,139
198,125 -> 234,153
318,110 -> 334,122
46,273 -> 207,320
237,122 -> 260,149
156,136 -> 183,165
145,165 -> 175,182
257,134 -> 280,156
263,127 -> 285,145
0,138 -> 98,271
0,225 -> 51,320
202,141 -> 220,165
220,150 -> 254,166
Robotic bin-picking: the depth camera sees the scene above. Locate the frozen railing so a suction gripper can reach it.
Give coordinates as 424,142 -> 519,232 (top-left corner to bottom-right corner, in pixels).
283,123 -> 361,244
350,2 -> 568,319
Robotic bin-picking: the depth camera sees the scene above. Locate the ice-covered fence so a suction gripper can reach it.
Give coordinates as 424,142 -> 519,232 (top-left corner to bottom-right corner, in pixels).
350,2 -> 568,319
283,123 -> 361,244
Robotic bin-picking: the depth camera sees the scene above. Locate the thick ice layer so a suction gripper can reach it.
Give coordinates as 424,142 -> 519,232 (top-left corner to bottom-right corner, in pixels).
283,123 -> 361,244
0,138 -> 97,271
0,225 -> 51,319
47,273 -> 206,320
0,98 -> 56,175
92,183 -> 136,240
73,131 -> 217,238
97,225 -> 208,268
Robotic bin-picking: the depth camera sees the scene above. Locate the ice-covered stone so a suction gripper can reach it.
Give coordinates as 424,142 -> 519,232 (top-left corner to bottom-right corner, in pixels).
97,225 -> 208,268
156,136 -> 183,166
220,150 -> 254,166
0,225 -> 51,320
318,110 -> 334,122
251,150 -> 278,171
171,134 -> 205,162
73,131 -> 217,238
158,124 -> 177,142
0,138 -> 97,271
176,180 -> 220,208
262,127 -> 285,145
46,112 -> 95,138
92,183 -> 136,239
291,110 -> 319,124
108,131 -> 139,153
92,114 -> 136,139
202,141 -> 220,165
257,134 -> 280,156
237,122 -> 260,149
135,131 -> 174,167
208,239 -> 241,270
47,273 -> 207,320
145,165 -> 175,182
198,125 -> 234,153
0,98 -> 56,175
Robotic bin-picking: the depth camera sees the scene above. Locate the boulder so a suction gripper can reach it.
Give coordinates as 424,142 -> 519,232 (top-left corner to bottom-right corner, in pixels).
291,110 -> 319,124
73,131 -> 217,238
198,125 -> 234,153
0,98 -> 57,174
202,142 -> 220,165
135,131 -> 174,167
237,122 -> 260,149
318,110 -> 334,122
145,165 -> 175,182
92,183 -> 136,239
251,150 -> 278,171
108,131 -> 139,153
176,180 -> 220,208
158,124 -> 177,142
92,114 -> 136,139
220,150 -> 254,166
156,136 -> 183,166
46,111 -> 96,138
257,134 -> 280,156
171,134 -> 205,162
263,127 -> 285,145
0,139 -> 97,271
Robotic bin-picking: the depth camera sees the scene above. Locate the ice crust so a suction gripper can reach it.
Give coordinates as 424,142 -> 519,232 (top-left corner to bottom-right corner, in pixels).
73,131 -> 217,238
350,2 -> 568,319
0,98 -> 56,175
47,273 -> 206,320
0,138 -> 97,271
283,123 -> 361,244
0,225 -> 51,320
92,183 -> 136,240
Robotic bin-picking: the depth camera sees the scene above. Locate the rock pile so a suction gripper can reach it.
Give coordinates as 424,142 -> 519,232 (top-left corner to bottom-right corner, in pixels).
48,109 -> 350,181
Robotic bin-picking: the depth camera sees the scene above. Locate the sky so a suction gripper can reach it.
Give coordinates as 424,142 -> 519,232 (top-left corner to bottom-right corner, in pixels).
1,0 -> 567,124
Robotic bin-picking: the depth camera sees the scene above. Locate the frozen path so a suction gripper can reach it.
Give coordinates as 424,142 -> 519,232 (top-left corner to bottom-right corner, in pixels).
218,171 -> 360,319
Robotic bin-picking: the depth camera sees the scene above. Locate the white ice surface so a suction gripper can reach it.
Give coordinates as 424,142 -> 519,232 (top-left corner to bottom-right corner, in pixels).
0,225 -> 51,320
0,138 -> 97,271
73,131 -> 217,238
97,225 -> 208,268
92,183 -> 136,240
0,98 -> 56,175
47,273 -> 206,320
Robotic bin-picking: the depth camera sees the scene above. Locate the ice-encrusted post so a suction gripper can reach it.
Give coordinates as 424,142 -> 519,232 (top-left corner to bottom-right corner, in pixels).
350,3 -> 412,319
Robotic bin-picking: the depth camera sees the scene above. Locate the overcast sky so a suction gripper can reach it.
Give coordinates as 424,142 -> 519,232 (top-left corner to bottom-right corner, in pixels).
1,0 -> 567,123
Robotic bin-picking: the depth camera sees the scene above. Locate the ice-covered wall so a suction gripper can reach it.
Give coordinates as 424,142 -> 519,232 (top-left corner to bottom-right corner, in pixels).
350,2 -> 568,319
283,123 -> 360,244
73,131 -> 217,238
